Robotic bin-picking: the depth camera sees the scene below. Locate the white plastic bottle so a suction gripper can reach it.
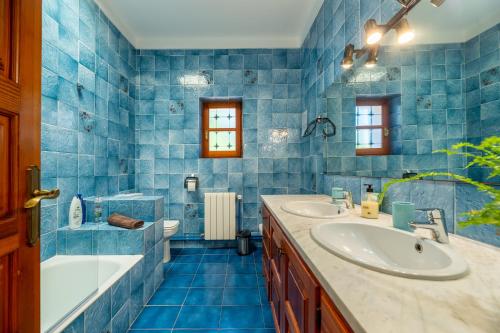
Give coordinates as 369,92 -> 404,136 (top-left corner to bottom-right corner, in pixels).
69,196 -> 83,229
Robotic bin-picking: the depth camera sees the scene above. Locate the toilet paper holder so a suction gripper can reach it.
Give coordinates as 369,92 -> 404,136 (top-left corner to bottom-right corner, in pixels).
184,174 -> 199,191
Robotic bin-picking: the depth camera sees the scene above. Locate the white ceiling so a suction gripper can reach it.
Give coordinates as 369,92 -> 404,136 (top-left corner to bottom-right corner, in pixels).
95,0 -> 324,49
383,0 -> 500,45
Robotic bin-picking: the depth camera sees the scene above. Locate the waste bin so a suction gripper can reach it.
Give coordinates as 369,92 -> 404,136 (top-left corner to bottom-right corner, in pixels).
237,230 -> 251,256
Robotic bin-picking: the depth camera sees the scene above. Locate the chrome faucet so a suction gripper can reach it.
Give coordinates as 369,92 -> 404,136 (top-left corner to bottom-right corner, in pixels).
341,191 -> 355,210
409,208 -> 449,244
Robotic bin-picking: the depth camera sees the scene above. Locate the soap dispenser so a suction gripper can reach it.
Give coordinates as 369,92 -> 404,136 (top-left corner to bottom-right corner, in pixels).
361,184 -> 379,219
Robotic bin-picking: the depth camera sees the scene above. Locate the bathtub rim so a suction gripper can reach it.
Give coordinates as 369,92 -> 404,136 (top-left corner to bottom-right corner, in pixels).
42,254 -> 143,333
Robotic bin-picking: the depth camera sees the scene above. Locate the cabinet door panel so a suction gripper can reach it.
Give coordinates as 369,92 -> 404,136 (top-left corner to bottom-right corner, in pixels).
283,237 -> 319,333
270,271 -> 282,331
320,291 -> 352,333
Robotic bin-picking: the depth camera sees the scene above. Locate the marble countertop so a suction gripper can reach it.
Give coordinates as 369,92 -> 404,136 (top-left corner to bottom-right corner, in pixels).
261,195 -> 500,333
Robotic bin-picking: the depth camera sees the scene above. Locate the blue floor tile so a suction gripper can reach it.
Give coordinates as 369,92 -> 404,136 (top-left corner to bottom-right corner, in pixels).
227,262 -> 257,274
201,254 -> 228,263
131,306 -> 180,329
184,288 -> 224,305
223,288 -> 261,305
148,288 -> 188,305
228,255 -> 255,265
168,262 -> 200,274
225,274 -> 258,288
174,306 -> 221,329
218,328 -> 276,333
262,304 -> 275,328
259,287 -> 268,304
220,306 -> 265,329
191,274 -> 226,287
197,262 -> 227,274
206,248 -> 230,254
128,329 -> 172,333
161,274 -> 194,288
179,248 -> 206,255
174,255 -> 203,263
171,248 -> 182,255
171,330 -> 217,333
135,249 -> 273,332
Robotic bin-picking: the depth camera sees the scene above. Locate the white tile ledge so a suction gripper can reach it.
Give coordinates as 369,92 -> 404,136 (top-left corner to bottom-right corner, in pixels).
261,195 -> 500,333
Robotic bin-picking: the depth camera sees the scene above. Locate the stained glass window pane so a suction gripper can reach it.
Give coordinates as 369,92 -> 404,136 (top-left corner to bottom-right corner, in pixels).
356,129 -> 371,148
209,108 -> 236,129
356,105 -> 382,126
208,131 -> 236,151
371,106 -> 382,125
356,129 -> 383,148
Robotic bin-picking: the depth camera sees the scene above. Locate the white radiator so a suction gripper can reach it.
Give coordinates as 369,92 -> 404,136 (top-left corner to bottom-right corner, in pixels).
204,192 -> 236,240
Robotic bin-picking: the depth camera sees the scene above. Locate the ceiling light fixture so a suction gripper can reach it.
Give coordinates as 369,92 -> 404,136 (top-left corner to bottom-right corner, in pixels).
364,19 -> 385,45
395,18 -> 415,44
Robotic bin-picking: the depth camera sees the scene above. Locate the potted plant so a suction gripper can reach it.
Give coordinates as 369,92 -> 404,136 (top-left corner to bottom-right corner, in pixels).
379,136 -> 500,228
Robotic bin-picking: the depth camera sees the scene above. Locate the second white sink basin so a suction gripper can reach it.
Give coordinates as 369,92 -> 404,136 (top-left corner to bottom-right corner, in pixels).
281,201 -> 349,219
311,223 -> 469,280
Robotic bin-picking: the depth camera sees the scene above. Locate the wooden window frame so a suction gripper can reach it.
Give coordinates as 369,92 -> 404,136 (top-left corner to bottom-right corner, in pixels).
355,98 -> 390,156
201,101 -> 243,158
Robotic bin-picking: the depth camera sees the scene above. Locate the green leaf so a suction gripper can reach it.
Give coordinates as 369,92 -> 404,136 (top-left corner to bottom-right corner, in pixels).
379,136 -> 500,229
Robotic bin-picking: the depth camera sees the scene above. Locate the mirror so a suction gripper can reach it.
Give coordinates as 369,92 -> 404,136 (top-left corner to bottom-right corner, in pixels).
315,0 -> 500,182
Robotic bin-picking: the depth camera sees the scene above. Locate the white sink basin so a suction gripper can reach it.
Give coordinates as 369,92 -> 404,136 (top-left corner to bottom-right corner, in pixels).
311,223 -> 469,280
281,201 -> 349,219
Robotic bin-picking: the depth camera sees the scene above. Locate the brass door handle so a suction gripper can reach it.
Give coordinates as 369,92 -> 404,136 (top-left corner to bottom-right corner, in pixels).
24,189 -> 60,209
24,166 -> 60,246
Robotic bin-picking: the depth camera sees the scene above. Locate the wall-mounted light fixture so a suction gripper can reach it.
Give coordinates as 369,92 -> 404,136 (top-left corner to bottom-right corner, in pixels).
364,19 -> 384,45
365,46 -> 379,68
395,18 -> 415,44
341,0 -> 443,70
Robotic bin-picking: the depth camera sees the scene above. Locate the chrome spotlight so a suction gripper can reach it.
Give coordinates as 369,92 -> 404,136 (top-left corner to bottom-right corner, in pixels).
430,0 -> 446,7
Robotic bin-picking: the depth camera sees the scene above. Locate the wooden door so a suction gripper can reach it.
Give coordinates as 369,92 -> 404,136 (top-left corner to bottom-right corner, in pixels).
282,237 -> 320,333
0,1 -> 42,332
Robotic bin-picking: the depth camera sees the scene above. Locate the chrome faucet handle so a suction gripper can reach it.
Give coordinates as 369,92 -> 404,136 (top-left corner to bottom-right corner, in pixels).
343,191 -> 354,210
410,208 -> 449,244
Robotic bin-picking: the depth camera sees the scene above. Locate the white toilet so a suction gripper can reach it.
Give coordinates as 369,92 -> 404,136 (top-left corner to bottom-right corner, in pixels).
163,220 -> 180,263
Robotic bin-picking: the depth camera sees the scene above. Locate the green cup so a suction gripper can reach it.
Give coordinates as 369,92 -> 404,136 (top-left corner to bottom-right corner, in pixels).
331,187 -> 344,200
392,201 -> 415,232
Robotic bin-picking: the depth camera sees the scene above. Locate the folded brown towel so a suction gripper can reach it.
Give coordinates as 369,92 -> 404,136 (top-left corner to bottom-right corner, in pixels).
107,213 -> 144,229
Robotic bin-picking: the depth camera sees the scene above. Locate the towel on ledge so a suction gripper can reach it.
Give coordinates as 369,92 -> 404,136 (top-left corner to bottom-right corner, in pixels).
107,213 -> 144,229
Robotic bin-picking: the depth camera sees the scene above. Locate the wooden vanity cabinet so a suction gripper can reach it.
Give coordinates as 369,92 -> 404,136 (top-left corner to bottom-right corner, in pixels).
282,235 -> 320,333
261,203 -> 353,333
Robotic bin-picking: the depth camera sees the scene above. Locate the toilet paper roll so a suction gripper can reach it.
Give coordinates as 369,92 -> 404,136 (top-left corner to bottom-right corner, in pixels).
187,180 -> 196,192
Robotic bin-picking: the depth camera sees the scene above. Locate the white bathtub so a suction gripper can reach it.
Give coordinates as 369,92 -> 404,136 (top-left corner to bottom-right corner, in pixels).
41,255 -> 142,333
